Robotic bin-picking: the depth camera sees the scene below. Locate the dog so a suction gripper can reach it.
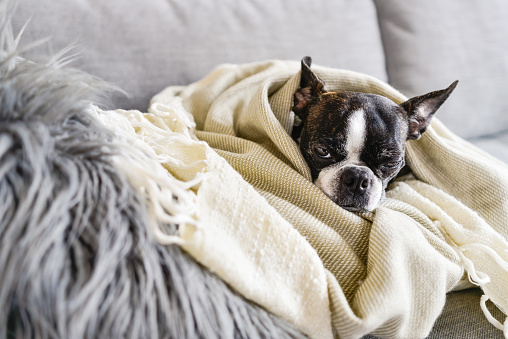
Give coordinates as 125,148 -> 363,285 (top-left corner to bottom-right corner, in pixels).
292,56 -> 458,212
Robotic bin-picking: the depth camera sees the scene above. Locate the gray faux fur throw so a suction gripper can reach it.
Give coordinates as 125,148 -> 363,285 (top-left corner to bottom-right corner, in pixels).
0,3 -> 306,338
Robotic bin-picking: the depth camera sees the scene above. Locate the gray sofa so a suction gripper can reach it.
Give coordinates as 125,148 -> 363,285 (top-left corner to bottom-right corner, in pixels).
11,0 -> 508,337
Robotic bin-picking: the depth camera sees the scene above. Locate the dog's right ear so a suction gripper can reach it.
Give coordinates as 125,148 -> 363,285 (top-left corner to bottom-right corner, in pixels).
401,80 -> 458,140
293,56 -> 327,121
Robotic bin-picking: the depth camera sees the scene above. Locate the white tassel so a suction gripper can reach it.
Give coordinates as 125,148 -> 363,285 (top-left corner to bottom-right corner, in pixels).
459,243 -> 508,272
89,101 -> 208,246
434,221 -> 508,337
480,295 -> 508,338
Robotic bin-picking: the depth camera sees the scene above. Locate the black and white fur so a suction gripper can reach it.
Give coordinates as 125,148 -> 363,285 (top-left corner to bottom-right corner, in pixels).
293,56 -> 457,212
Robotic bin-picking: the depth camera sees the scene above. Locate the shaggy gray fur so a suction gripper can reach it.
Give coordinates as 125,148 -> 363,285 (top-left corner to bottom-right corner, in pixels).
0,3 -> 307,338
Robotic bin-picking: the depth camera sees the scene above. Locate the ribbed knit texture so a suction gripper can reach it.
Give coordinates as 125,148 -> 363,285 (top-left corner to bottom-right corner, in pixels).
107,60 -> 507,338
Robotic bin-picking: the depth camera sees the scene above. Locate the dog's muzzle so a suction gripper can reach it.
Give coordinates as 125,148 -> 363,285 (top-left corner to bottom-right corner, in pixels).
315,164 -> 383,212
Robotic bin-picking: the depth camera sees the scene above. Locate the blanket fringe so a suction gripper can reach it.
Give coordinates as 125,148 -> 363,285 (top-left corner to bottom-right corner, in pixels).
480,295 -> 508,337
462,249 -> 508,338
89,102 -> 208,246
459,243 -> 508,281
433,220 -> 508,336
457,249 -> 490,285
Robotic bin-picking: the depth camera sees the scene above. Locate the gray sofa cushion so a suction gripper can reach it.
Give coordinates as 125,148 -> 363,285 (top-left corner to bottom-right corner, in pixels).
428,288 -> 505,339
470,132 -> 508,164
363,288 -> 505,339
15,0 -> 387,111
374,0 -> 508,139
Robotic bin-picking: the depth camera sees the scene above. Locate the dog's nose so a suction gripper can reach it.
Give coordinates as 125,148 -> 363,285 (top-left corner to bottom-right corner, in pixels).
342,168 -> 371,195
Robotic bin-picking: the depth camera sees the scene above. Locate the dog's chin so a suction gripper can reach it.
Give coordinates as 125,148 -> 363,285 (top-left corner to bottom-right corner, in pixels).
341,205 -> 372,212
334,194 -> 383,212
323,193 -> 378,212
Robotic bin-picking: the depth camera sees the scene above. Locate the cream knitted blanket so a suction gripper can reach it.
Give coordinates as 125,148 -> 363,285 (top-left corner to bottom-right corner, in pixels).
95,60 -> 508,338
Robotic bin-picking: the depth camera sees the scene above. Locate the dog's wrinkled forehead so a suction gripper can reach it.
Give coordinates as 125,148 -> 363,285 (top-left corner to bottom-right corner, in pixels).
305,91 -> 406,144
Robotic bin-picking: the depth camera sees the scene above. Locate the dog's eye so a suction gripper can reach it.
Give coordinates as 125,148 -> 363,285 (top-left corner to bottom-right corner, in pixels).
384,162 -> 399,168
313,145 -> 331,158
380,161 -> 401,171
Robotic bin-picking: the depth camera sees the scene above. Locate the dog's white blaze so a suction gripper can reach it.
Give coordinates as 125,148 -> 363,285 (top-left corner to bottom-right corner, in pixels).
345,110 -> 366,163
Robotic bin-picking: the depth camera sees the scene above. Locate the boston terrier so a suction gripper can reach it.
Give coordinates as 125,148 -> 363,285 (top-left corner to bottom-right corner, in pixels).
292,56 -> 458,212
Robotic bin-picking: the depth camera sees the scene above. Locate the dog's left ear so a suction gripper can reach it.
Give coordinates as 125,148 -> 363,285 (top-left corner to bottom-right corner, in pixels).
401,81 -> 458,140
293,56 -> 327,121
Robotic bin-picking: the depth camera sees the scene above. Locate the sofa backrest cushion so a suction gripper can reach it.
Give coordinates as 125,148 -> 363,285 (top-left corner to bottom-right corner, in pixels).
14,0 -> 386,111
374,0 -> 508,138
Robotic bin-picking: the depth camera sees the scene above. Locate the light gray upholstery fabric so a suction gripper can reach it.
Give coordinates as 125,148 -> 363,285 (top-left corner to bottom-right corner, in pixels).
470,132 -> 508,164
363,288 -> 505,339
14,0 -> 387,111
427,288 -> 505,339
374,0 -> 508,139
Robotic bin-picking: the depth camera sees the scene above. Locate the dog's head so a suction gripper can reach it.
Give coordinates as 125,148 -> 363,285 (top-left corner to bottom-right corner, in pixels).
293,56 -> 457,211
